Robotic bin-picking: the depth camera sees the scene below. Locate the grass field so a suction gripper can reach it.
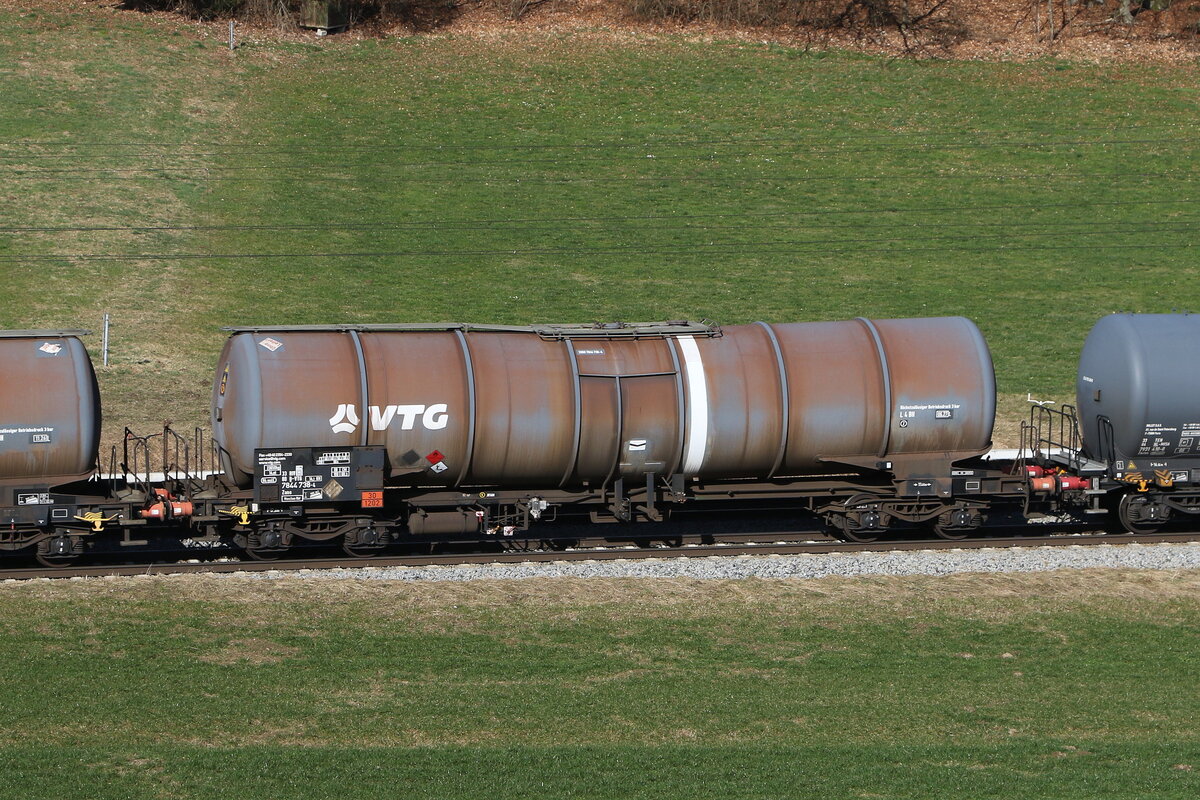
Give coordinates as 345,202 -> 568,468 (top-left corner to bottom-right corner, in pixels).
3,16 -> 1200,795
1,5 -> 1199,444
1,571 -> 1199,798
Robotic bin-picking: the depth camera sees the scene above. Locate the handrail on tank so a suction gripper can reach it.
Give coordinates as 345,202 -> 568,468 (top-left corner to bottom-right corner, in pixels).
107,444 -> 120,497
0,329 -> 91,338
1027,403 -> 1085,471
220,320 -> 723,340
1096,416 -> 1117,470
122,427 -> 154,495
160,425 -> 192,495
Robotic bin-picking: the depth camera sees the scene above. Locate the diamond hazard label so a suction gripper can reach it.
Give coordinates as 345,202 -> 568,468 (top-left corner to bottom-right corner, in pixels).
426,450 -> 445,465
258,337 -> 284,352
430,461 -> 449,474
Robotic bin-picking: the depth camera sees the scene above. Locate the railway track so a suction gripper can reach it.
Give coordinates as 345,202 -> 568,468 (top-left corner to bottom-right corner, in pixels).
5,530 -> 1199,581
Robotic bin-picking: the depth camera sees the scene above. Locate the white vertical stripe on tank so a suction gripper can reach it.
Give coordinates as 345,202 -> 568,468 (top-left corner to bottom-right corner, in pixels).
678,335 -> 709,475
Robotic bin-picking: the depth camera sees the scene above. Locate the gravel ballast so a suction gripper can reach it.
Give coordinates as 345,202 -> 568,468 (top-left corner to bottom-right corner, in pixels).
238,542 -> 1200,582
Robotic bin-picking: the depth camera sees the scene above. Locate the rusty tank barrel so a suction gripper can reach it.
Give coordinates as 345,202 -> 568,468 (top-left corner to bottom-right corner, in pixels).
212,318 -> 995,489
0,331 -> 100,487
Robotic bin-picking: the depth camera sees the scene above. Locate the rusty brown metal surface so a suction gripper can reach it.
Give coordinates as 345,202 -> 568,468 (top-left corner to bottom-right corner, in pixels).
873,317 -> 995,456
360,331 -> 470,483
214,332 -> 364,485
770,320 -> 887,471
212,317 -> 994,490
573,338 -> 680,484
0,333 -> 99,486
688,324 -> 786,478
465,333 -> 576,484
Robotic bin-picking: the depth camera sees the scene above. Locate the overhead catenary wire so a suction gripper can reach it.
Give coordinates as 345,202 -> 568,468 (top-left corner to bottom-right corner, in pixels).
0,136 -> 1192,170
1,121 -> 1196,151
0,202 -> 1195,235
1,169 -> 1194,184
0,222 -> 1192,263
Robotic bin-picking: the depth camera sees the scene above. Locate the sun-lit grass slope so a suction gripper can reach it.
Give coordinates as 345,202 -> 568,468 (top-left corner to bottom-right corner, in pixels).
1,571 -> 1199,798
0,6 -> 262,437
1,4 -> 1198,445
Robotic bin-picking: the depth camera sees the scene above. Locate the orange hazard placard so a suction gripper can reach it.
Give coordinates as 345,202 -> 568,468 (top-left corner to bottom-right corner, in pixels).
360,491 -> 384,508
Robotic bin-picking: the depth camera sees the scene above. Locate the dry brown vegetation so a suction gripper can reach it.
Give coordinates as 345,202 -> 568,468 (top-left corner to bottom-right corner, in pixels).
114,0 -> 1200,61
9,568 -> 1200,622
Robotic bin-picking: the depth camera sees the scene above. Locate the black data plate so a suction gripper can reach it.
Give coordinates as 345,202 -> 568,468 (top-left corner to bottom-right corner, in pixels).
254,447 -> 384,504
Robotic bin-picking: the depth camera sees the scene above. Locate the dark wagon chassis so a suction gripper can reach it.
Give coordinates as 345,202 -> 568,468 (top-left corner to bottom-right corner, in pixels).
3,414 -> 1194,566
8,314 -> 1200,567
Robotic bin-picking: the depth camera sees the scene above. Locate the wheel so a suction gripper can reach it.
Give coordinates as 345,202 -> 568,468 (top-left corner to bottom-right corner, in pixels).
932,522 -> 971,540
1117,493 -> 1168,534
930,507 -> 980,540
243,528 -> 287,560
35,552 -> 77,568
244,547 -> 284,561
829,495 -> 888,543
342,526 -> 387,558
836,518 -> 881,543
342,542 -> 382,558
35,535 -> 79,567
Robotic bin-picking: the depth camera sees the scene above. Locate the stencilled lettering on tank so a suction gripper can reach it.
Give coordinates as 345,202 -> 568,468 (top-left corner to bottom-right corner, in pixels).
897,402 -> 962,423
1177,424 -> 1200,454
0,425 -> 56,439
329,404 -> 449,434
1139,423 -> 1177,456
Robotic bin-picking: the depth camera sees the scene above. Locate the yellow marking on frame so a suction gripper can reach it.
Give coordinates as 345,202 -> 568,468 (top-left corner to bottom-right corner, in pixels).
74,512 -> 118,532
220,506 -> 251,525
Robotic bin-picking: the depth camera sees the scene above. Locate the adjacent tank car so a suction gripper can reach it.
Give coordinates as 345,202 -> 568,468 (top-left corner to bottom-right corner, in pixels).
1070,313 -> 1200,532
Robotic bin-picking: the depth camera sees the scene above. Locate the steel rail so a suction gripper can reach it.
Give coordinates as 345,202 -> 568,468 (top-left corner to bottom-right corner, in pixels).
5,531 -> 1200,581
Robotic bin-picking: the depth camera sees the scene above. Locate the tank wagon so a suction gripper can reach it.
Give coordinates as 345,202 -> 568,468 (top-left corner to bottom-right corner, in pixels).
0,313 -> 1196,566
1,331 -> 231,564
1051,313 -> 1200,533
211,317 -> 1017,555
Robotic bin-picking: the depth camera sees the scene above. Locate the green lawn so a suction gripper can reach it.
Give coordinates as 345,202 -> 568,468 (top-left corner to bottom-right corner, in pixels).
3,13 -> 1199,797
2,6 -> 1199,444
1,571 -> 1198,798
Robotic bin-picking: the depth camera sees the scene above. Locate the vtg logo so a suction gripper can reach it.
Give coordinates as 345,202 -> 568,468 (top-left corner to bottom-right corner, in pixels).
329,404 -> 361,434
329,404 -> 450,434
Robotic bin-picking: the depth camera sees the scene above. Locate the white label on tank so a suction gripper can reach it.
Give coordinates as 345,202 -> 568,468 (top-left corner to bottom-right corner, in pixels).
1081,375 -> 1094,383
576,349 -> 605,355
898,403 -> 962,412
627,439 -> 648,451
678,336 -> 709,474
37,342 -> 62,355
258,337 -> 284,352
